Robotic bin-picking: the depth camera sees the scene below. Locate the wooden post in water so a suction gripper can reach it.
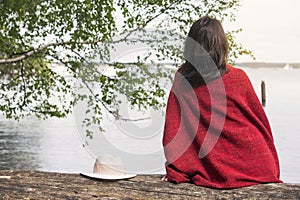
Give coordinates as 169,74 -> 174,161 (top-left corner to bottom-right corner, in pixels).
261,80 -> 266,107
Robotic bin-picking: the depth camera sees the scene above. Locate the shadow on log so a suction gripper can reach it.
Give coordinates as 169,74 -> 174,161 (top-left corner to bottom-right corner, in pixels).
0,170 -> 299,199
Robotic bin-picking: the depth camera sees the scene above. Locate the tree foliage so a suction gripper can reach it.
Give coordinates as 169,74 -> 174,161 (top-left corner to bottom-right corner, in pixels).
0,0 -> 253,137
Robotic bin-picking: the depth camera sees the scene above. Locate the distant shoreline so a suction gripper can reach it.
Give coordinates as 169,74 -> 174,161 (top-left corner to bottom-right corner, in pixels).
236,62 -> 300,69
50,61 -> 300,69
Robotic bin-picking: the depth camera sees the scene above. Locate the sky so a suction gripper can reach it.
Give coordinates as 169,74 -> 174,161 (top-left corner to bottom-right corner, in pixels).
223,0 -> 300,63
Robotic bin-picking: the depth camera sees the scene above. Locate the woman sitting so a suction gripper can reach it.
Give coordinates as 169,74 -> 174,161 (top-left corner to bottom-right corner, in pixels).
162,16 -> 282,189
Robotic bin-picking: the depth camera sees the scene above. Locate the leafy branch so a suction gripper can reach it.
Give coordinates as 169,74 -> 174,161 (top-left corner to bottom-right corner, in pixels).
0,0 -> 254,138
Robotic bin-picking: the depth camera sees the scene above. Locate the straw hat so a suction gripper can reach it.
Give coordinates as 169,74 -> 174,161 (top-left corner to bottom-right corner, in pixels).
81,155 -> 137,180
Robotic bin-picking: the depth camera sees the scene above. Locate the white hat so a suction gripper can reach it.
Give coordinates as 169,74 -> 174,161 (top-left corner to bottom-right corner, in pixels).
81,155 -> 137,180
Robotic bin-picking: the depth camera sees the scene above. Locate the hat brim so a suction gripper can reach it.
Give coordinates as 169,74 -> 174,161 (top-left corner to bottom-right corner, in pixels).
80,172 -> 137,180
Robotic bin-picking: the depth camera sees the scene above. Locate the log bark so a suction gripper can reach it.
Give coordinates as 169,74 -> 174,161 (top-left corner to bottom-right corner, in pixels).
0,170 -> 299,199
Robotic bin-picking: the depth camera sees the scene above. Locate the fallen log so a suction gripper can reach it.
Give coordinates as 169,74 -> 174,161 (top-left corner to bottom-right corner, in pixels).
0,170 -> 299,199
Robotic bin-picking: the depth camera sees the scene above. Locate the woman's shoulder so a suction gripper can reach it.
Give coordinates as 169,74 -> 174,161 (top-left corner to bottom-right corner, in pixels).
226,64 -> 245,73
226,64 -> 248,79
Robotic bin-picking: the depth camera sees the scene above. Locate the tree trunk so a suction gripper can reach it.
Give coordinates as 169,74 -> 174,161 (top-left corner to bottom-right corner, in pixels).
0,170 -> 299,199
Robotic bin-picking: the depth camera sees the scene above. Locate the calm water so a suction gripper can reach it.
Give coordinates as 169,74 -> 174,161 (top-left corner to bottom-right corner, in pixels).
0,67 -> 299,183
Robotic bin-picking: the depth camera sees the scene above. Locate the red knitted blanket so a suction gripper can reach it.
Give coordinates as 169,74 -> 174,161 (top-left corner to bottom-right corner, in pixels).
163,65 -> 282,189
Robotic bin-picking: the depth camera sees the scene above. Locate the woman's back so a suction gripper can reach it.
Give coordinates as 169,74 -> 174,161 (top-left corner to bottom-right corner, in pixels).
163,16 -> 282,189
163,64 -> 282,189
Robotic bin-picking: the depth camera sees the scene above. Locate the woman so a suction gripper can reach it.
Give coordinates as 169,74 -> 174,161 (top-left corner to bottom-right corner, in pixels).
162,16 -> 282,189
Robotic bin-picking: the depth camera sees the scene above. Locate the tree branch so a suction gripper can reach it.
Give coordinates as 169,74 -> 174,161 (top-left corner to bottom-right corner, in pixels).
20,60 -> 27,108
0,40 -> 104,64
0,0 -> 182,65
80,77 -> 150,122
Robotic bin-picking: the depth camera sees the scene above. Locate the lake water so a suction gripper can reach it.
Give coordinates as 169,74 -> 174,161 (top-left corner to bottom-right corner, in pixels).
0,67 -> 299,183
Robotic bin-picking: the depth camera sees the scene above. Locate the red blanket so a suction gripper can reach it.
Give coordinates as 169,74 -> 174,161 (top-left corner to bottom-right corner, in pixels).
163,64 -> 282,189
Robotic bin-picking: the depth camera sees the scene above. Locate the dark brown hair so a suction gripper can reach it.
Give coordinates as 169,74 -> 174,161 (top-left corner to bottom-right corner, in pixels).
181,16 -> 229,86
